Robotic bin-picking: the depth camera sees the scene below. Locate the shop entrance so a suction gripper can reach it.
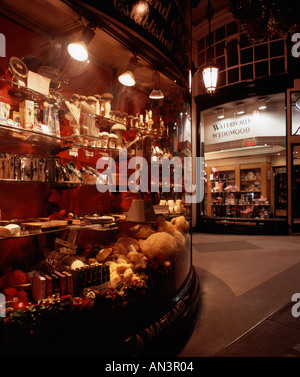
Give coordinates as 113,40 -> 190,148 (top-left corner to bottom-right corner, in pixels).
292,144 -> 300,232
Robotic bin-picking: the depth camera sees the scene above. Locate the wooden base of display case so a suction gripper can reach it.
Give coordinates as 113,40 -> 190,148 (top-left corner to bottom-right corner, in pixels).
198,216 -> 289,235
0,266 -> 200,357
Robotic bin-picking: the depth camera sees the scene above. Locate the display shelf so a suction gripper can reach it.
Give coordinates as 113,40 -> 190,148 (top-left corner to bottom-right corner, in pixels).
0,77 -> 66,105
61,134 -> 126,151
0,222 -> 120,241
0,226 -> 68,240
0,120 -> 68,155
205,162 -> 271,217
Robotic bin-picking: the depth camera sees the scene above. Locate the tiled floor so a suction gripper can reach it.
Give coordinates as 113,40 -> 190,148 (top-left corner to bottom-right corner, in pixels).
178,233 -> 300,357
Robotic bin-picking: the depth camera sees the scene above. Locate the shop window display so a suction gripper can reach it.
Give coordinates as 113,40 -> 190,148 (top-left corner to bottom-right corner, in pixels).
0,4 -> 197,356
200,93 -> 287,233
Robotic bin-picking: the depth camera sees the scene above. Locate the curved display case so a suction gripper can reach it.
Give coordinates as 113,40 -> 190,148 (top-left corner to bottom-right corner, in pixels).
0,1 -> 199,357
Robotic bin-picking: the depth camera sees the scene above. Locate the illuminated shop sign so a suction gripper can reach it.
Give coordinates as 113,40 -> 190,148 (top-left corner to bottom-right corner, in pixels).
211,117 -> 252,140
204,102 -> 286,145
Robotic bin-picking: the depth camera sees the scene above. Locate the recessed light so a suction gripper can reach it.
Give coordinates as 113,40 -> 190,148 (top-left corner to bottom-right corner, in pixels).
236,103 -> 245,115
216,108 -> 225,119
257,98 -> 267,110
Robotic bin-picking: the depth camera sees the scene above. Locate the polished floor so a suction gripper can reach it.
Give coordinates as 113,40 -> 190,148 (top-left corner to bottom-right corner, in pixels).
178,232 -> 300,357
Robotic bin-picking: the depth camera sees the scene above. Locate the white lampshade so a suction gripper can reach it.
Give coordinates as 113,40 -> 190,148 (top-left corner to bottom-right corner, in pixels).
118,70 -> 136,86
202,65 -> 218,94
149,89 -> 164,99
127,199 -> 156,223
67,41 -> 88,62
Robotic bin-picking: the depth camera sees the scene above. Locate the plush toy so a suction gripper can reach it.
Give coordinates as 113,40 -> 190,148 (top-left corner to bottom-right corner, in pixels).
139,231 -> 177,259
171,216 -> 190,234
115,234 -> 140,252
129,224 -> 155,239
156,218 -> 187,250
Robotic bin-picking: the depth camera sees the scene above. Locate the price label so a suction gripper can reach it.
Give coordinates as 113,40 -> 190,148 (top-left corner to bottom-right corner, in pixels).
69,148 -> 78,157
41,124 -> 50,134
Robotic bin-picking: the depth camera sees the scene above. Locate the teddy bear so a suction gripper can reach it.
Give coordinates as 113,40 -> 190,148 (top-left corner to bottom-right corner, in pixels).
129,223 -> 155,239
156,218 -> 186,251
171,216 -> 190,234
139,231 -> 177,259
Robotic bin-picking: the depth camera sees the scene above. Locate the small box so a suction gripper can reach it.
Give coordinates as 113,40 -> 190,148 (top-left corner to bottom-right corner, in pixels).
12,111 -> 20,123
0,102 -> 10,120
19,100 -> 34,129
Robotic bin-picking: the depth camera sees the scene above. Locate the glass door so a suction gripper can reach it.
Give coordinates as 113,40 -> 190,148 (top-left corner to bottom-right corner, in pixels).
292,144 -> 300,232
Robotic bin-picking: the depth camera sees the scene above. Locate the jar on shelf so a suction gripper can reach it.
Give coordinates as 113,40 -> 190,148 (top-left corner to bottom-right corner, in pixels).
108,133 -> 118,149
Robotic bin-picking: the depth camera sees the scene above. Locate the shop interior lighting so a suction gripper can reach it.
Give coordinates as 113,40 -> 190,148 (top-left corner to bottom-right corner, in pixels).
149,71 -> 164,99
216,108 -> 225,119
118,70 -> 136,86
236,103 -> 245,115
295,97 -> 300,110
257,98 -> 267,110
202,0 -> 218,94
67,27 -> 95,62
118,55 -> 138,86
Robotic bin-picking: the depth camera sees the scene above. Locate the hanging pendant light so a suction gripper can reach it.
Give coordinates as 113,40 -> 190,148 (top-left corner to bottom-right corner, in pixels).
202,65 -> 218,94
149,71 -> 164,99
202,0 -> 218,94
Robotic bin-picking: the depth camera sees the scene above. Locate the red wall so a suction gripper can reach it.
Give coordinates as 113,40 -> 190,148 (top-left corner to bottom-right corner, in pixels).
0,15 -> 150,220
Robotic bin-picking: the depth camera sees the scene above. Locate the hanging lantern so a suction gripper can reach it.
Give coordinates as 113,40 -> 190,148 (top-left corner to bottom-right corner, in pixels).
202,64 -> 218,94
201,0 -> 218,94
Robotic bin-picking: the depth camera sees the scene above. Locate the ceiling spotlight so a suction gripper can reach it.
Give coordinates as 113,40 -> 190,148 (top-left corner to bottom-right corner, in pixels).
236,103 -> 245,115
67,27 -> 95,62
257,98 -> 267,110
118,70 -> 135,86
149,71 -> 164,100
118,55 -> 138,87
216,108 -> 225,119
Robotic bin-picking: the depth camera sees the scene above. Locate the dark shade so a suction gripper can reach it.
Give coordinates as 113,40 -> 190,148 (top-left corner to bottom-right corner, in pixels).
215,25 -> 226,42
241,47 -> 253,64
228,67 -> 239,84
198,37 -> 205,52
227,39 -> 239,67
226,21 -> 239,37
270,40 -> 285,58
270,57 -> 285,75
255,43 -> 268,61
218,71 -> 226,87
255,60 -> 268,77
241,64 -> 253,80
216,56 -> 226,71
216,41 -> 225,57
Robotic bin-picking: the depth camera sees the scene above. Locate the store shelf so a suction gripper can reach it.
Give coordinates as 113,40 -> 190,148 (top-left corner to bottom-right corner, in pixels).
1,77 -> 66,104
0,222 -> 120,241
0,120 -> 68,154
0,226 -> 68,241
